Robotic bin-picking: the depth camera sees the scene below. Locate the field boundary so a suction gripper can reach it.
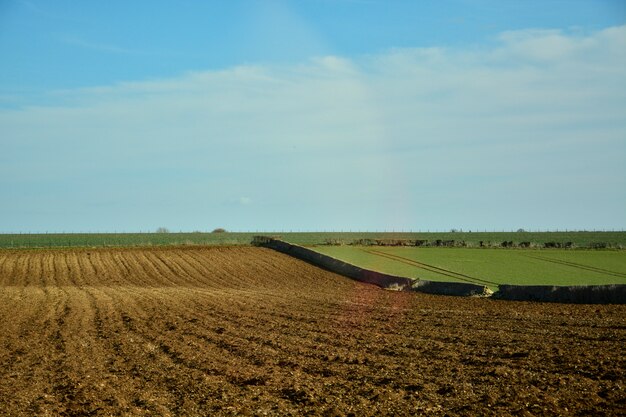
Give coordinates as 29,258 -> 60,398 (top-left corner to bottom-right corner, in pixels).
494,284 -> 626,304
2,231 -> 626,249
254,237 -> 626,304
253,237 -> 490,297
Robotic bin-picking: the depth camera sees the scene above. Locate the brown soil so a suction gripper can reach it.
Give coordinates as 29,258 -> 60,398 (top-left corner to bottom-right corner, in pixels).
0,246 -> 624,416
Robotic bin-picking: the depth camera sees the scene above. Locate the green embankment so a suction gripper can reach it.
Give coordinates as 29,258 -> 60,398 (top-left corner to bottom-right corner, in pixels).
312,246 -> 626,289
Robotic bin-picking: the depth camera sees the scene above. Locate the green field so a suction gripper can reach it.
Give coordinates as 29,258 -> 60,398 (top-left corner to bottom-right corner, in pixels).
0,233 -> 257,248
1,231 -> 625,249
312,246 -> 626,289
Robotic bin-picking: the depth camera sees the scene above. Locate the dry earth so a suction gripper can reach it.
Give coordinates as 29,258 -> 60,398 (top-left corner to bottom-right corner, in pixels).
0,246 -> 624,416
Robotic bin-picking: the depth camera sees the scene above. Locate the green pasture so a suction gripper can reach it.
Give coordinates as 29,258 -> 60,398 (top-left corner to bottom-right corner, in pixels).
312,246 -> 626,289
1,231 -> 625,249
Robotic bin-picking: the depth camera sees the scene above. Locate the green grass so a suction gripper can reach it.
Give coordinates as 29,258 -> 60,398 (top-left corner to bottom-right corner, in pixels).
311,246 -> 626,289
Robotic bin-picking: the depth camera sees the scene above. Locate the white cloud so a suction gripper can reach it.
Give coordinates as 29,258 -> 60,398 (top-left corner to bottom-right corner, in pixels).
1,25 -> 625,231
495,26 -> 626,65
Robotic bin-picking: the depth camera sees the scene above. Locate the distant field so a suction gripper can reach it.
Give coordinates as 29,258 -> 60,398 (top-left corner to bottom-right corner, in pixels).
0,231 -> 625,249
284,231 -> 626,248
312,246 -> 626,289
0,232 -> 257,248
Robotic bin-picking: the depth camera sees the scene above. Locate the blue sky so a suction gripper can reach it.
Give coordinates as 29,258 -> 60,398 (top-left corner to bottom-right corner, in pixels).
1,0 -> 625,232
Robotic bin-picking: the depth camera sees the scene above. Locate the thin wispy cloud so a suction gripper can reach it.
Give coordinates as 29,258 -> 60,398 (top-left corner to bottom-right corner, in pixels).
60,35 -> 145,55
13,0 -> 80,22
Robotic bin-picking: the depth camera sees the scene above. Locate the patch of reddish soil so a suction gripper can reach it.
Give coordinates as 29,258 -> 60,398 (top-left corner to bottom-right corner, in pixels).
0,246 -> 624,416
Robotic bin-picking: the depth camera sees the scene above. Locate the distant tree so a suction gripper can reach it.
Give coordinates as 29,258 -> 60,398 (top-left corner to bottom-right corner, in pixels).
212,228 -> 227,233
156,227 -> 170,233
517,228 -> 526,233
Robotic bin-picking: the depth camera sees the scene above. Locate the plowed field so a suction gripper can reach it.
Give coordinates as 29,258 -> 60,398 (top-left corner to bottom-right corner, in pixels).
0,247 -> 624,416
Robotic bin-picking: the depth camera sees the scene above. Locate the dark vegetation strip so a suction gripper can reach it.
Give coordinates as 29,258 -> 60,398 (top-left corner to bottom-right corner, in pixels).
1,231 -> 625,249
522,254 -> 626,278
365,249 -> 500,287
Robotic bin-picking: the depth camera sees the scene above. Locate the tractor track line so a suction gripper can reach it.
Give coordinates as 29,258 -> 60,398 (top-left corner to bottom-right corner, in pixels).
522,254 -> 626,279
365,249 -> 499,287
366,249 -> 473,284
